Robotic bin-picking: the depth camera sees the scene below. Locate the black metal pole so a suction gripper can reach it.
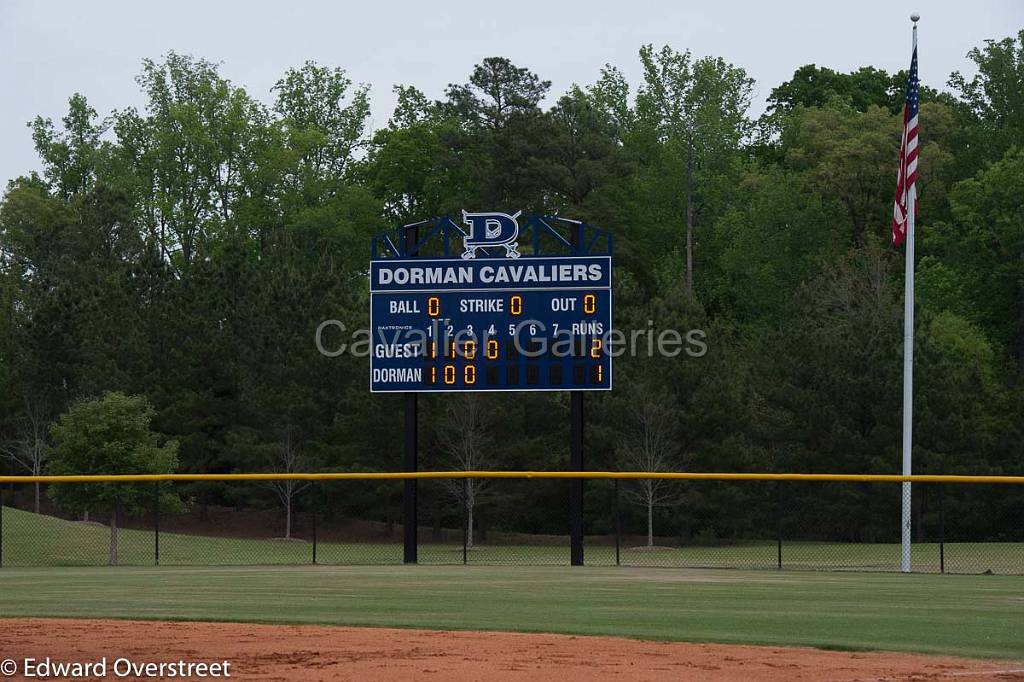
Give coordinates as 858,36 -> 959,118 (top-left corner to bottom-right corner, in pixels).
153,481 -> 160,566
570,392 -> 584,566
312,482 -> 318,565
614,479 -> 620,567
0,487 -> 4,568
569,221 -> 585,567
403,224 -> 420,565
404,395 -> 418,564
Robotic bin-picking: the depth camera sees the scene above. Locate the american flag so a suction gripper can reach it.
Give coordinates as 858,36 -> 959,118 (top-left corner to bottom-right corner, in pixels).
892,45 -> 919,247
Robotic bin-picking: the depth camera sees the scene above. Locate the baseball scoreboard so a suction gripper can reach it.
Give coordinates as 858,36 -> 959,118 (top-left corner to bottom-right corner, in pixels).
370,255 -> 612,392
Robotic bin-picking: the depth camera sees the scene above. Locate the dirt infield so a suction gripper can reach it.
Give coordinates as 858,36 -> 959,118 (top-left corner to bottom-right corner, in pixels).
1,619 -> 1022,681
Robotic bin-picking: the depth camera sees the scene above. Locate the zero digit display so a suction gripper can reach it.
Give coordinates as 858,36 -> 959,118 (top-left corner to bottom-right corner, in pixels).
370,256 -> 612,392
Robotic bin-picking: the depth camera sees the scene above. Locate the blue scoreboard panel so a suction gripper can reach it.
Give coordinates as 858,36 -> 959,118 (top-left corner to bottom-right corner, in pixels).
370,256 -> 612,392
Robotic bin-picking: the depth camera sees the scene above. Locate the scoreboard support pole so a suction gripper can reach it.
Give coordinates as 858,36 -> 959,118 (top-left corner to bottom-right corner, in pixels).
403,225 -> 419,565
403,393 -> 418,564
569,221 -> 585,567
570,392 -> 584,566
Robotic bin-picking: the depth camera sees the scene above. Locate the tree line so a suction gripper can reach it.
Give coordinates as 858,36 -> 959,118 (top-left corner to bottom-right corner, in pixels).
1,32 -> 1022,544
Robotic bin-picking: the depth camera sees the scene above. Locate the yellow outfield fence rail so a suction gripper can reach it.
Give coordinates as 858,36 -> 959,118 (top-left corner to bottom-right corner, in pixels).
2,471 -> 1024,484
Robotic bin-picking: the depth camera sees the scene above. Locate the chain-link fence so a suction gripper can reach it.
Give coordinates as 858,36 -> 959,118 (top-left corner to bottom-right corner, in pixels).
1,476 -> 1021,573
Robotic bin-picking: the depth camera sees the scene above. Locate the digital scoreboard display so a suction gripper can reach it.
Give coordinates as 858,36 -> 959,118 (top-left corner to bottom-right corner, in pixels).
370,256 -> 612,392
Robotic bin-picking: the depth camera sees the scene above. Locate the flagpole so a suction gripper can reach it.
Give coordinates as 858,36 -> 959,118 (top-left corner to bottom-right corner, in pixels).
900,13 -> 919,574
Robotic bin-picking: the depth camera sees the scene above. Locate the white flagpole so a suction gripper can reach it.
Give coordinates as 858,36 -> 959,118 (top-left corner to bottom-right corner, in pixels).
900,13 -> 919,574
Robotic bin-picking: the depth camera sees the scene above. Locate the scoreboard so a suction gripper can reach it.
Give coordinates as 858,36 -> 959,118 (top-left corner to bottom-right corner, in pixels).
370,256 -> 612,392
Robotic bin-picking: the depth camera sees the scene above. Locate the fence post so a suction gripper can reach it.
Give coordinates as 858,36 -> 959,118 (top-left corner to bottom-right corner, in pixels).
312,482 -> 318,566
153,481 -> 160,566
614,479 -> 621,567
462,479 -> 468,566
0,487 -> 4,568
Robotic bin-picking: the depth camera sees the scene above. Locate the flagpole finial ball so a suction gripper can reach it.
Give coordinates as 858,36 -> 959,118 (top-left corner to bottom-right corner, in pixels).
910,12 -> 920,22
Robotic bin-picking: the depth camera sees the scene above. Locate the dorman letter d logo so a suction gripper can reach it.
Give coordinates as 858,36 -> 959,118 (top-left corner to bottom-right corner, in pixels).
461,210 -> 522,259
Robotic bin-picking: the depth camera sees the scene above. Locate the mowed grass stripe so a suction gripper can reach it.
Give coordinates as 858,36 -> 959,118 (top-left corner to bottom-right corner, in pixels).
0,565 -> 1021,659
4,506 -> 1022,573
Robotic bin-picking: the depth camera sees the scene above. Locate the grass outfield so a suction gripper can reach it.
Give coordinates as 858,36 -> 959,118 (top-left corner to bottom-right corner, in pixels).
3,505 -> 1022,573
0,565 -> 1021,659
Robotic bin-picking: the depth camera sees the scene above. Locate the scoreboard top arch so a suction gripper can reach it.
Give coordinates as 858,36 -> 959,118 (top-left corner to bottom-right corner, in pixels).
369,212 -> 613,393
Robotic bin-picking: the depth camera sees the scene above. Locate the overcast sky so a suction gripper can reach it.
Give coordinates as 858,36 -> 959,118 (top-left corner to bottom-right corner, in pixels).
1,0 -> 1021,188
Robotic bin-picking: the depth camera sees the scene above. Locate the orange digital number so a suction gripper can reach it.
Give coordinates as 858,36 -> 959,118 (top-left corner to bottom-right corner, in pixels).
510,295 -> 523,316
464,365 -> 476,385
463,341 -> 476,360
583,294 -> 596,315
486,339 -> 499,360
427,296 -> 440,317
590,338 -> 602,358
444,365 -> 456,385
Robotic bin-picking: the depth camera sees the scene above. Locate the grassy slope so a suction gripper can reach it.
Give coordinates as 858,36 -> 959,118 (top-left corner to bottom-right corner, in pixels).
0,565 -> 1021,659
3,506 -> 1022,572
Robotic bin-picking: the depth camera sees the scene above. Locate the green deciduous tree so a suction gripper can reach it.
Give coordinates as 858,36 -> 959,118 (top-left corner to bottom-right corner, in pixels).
781,104 -> 897,246
366,86 -> 454,222
47,392 -> 179,564
273,60 -> 371,197
769,65 -> 904,115
30,94 -> 109,201
633,44 -> 754,296
949,30 -> 1024,165
920,148 -> 1024,372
